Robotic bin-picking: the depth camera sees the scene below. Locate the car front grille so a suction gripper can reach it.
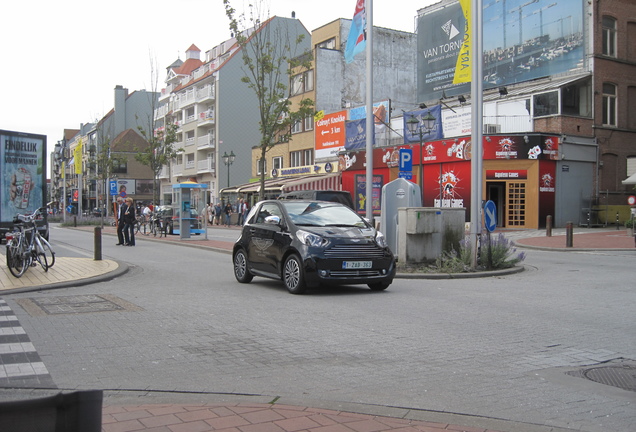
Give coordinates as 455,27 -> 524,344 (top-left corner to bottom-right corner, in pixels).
323,243 -> 385,259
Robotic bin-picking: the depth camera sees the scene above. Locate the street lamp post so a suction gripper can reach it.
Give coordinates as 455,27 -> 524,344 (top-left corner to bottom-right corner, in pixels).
406,113 -> 436,204
222,151 -> 236,188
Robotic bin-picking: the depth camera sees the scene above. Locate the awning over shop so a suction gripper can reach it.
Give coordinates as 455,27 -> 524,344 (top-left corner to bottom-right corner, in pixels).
622,173 -> 636,185
219,173 -> 342,195
280,172 -> 341,193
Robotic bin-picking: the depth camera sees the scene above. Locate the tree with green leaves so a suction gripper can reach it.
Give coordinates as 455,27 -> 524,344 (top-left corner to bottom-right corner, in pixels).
135,55 -> 182,207
224,0 -> 314,201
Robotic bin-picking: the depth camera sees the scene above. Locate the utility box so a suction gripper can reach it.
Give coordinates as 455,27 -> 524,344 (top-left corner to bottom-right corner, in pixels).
380,178 -> 421,255
397,207 -> 465,264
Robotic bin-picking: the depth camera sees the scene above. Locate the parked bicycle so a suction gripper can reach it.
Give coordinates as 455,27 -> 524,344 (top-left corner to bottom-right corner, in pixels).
135,214 -> 148,235
5,208 -> 56,278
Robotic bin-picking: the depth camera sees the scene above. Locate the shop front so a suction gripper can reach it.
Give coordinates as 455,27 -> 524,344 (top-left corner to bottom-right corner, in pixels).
340,134 -> 578,229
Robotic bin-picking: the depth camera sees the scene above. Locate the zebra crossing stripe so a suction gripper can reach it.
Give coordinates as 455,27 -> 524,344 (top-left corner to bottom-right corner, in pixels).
0,298 -> 56,388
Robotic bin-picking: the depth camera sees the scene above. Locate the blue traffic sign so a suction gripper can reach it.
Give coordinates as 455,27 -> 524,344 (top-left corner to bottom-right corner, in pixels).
399,148 -> 412,171
110,180 -> 118,196
484,200 -> 497,232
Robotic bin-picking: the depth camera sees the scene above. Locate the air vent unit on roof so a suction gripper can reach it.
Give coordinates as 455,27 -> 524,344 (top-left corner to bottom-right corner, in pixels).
483,124 -> 501,134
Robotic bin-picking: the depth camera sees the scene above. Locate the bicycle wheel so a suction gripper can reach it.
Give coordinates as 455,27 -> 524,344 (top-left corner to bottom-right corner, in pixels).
39,238 -> 56,268
6,243 -> 28,278
35,251 -> 49,272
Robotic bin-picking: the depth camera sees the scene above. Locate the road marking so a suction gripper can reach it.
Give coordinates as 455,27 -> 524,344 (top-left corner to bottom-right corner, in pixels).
0,299 -> 56,388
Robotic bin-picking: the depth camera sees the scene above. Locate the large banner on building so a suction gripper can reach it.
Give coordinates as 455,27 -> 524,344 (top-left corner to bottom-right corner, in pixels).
417,0 -> 586,101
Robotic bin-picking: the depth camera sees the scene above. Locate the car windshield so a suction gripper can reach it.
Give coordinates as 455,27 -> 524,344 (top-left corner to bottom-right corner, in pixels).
281,202 -> 368,227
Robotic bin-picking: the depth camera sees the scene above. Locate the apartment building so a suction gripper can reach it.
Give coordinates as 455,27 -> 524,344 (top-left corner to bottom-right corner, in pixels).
155,17 -> 310,205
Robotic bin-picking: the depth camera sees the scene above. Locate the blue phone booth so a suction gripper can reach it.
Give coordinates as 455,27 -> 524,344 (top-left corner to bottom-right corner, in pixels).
172,182 -> 208,240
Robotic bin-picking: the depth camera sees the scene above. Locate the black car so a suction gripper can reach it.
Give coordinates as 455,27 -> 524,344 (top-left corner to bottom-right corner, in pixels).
232,200 -> 395,294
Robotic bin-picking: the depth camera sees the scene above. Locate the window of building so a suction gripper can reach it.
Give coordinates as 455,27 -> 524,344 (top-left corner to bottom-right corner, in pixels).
561,79 -> 592,117
290,151 -> 302,167
317,37 -> 336,50
304,70 -> 314,92
273,156 -> 283,170
257,158 -> 267,175
291,119 -> 302,134
303,149 -> 313,165
304,115 -> 314,131
602,16 -> 617,57
290,70 -> 314,96
186,153 -> 195,169
291,74 -> 304,96
627,156 -> 636,177
113,159 -> 127,174
602,82 -> 617,126
186,106 -> 195,122
533,91 -> 559,117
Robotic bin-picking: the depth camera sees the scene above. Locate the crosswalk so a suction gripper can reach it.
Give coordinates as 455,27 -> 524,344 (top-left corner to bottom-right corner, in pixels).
0,299 -> 56,388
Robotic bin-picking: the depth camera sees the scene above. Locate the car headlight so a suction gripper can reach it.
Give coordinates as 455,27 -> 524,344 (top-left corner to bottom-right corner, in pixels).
375,231 -> 388,248
296,229 -> 328,247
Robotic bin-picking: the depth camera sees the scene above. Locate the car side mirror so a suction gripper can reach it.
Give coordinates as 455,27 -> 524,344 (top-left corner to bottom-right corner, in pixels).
264,215 -> 281,225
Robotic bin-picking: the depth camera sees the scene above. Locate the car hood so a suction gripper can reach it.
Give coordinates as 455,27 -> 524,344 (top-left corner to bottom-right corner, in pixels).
300,226 -> 377,239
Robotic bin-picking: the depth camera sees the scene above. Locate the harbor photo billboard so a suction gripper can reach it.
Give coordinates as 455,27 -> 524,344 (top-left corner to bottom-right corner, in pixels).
417,0 -> 586,101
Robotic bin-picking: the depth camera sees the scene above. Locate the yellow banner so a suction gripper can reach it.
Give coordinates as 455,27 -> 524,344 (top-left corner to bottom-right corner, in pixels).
453,0 -> 471,84
74,139 -> 83,175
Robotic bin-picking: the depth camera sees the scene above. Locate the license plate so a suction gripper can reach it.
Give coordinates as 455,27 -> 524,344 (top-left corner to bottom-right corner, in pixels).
342,261 -> 372,269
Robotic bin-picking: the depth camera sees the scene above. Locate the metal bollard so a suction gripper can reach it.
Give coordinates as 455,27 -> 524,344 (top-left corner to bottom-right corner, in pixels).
546,215 -> 552,237
565,221 -> 573,248
94,227 -> 102,261
74,216 -> 77,227
616,212 -> 619,230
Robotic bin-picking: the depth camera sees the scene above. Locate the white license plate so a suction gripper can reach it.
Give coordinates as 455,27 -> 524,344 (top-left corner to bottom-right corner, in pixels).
342,261 -> 372,269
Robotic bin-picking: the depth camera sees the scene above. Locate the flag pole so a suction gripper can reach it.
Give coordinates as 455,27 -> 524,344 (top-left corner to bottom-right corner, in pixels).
365,0 -> 374,222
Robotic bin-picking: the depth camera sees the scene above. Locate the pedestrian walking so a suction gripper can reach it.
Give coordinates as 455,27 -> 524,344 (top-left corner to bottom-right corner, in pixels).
123,197 -> 136,246
206,203 -> 214,226
237,199 -> 245,225
114,196 -> 126,245
224,202 -> 233,227
214,203 -> 222,225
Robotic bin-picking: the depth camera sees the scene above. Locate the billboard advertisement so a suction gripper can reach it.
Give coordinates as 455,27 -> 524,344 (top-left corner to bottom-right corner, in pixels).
417,0 -> 586,101
1,129 -> 46,223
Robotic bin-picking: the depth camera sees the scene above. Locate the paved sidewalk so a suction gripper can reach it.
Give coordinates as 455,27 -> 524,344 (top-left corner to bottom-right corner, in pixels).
1,225 -> 633,432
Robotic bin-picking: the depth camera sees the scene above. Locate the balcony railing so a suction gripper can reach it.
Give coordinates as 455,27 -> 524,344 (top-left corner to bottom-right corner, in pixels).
196,85 -> 215,101
197,134 -> 215,149
185,159 -> 195,170
197,111 -> 215,126
185,136 -> 196,147
173,164 -> 183,177
158,167 -> 170,179
197,159 -> 216,174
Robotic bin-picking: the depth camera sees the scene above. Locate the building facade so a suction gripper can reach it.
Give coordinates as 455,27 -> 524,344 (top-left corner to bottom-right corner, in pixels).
155,17 -> 311,207
53,85 -> 157,215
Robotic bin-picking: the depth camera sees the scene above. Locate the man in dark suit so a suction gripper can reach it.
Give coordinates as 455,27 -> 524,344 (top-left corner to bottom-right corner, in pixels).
115,196 -> 126,245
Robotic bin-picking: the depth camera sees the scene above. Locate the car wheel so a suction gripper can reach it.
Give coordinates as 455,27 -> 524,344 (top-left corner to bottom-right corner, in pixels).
233,249 -> 253,283
368,282 -> 390,291
283,254 -> 306,294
